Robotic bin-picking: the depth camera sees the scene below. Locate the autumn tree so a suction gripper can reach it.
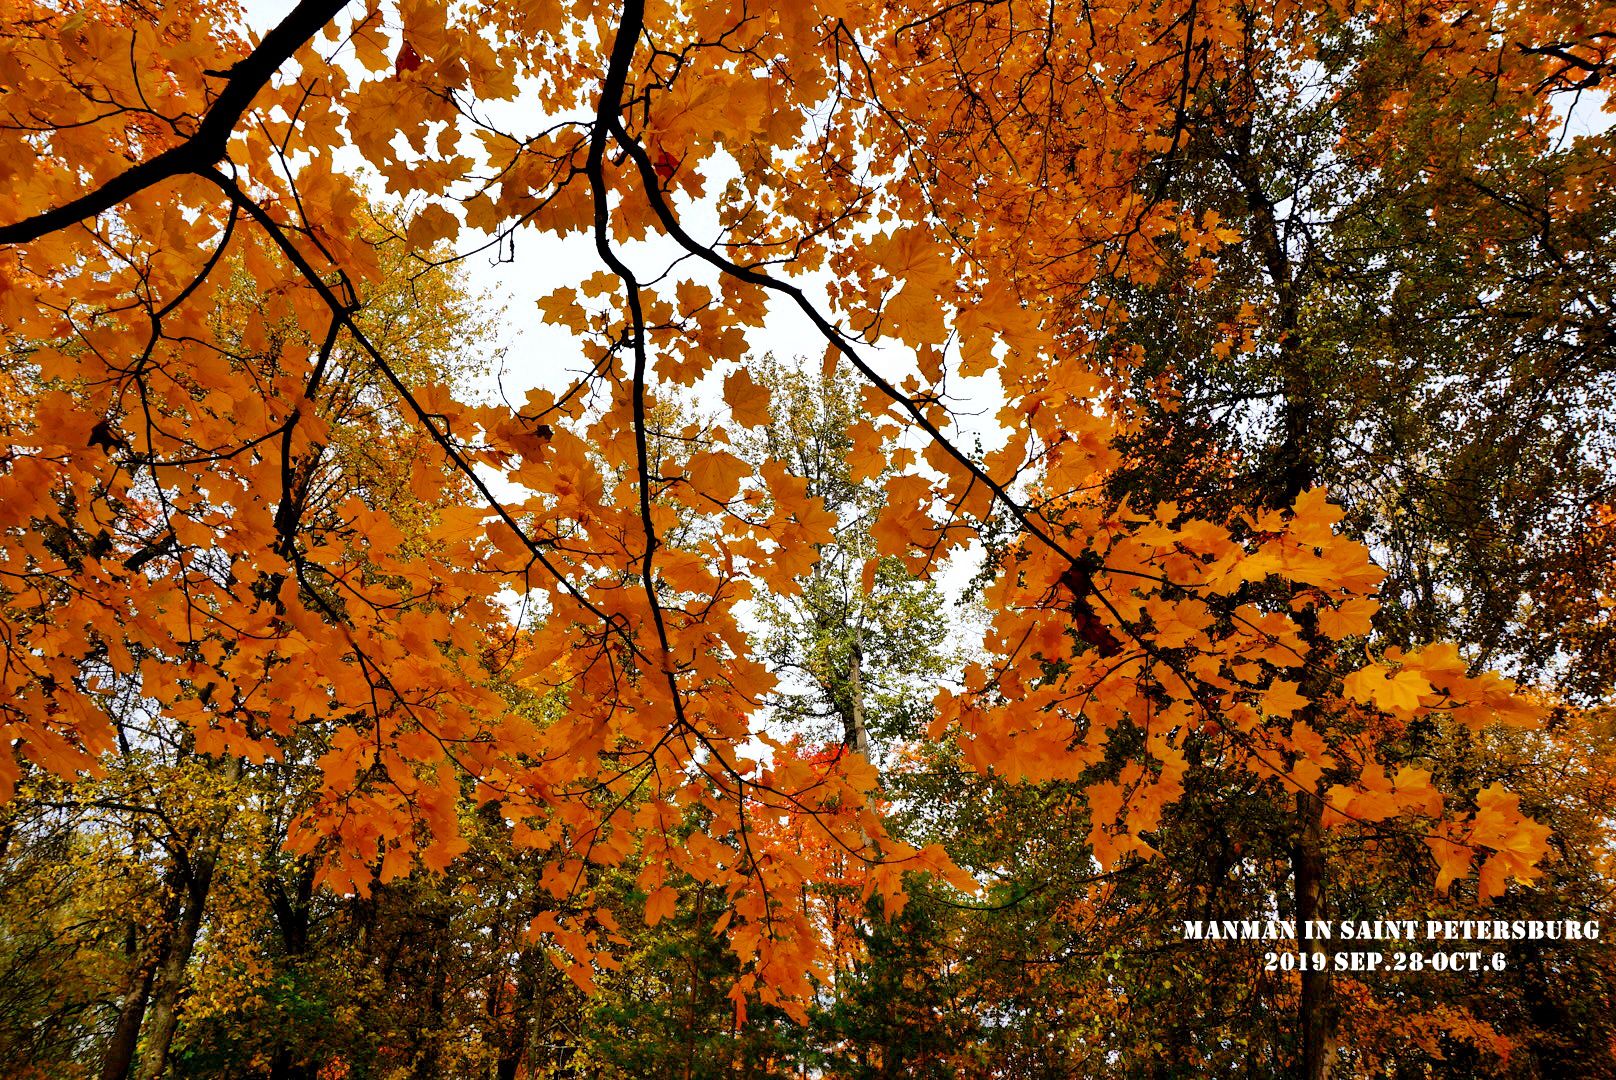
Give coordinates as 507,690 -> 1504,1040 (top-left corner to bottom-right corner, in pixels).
0,203 -> 497,1078
0,0 -> 1600,1064
1073,1 -> 1616,1070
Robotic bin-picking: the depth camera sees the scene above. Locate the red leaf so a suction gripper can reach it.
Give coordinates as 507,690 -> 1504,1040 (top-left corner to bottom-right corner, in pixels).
395,41 -> 423,75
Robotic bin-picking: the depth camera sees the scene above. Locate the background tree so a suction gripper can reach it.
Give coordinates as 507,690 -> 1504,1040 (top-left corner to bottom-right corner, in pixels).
0,209 -> 498,1079
1085,3 -> 1616,1073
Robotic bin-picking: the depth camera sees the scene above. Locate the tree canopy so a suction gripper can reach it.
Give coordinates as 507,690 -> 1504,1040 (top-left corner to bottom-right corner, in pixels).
1,0 -> 1613,1075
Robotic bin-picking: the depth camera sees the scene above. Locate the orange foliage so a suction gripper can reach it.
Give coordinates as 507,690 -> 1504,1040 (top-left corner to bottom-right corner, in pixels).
0,0 -> 1590,1010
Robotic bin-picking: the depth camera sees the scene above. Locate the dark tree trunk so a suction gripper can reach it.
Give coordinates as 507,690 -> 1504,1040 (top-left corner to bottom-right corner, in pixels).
1222,107 -> 1339,1079
1293,789 -> 1336,1080
100,859 -> 186,1080
133,844 -> 221,1080
132,757 -> 241,1080
100,951 -> 161,1080
844,638 -> 871,759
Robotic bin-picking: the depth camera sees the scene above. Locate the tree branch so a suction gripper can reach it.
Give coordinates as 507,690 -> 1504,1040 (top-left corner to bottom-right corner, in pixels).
0,0 -> 350,246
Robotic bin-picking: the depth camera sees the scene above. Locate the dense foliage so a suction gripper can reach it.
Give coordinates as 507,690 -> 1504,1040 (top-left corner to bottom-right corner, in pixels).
1,0 -> 1612,1075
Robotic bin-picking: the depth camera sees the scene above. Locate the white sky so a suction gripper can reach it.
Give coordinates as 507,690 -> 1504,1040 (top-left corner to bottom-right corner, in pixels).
238,0 -> 831,399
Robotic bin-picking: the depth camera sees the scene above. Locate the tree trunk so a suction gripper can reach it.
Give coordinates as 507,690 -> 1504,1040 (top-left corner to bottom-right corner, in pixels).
100,942 -> 163,1080
133,843 -> 222,1080
1224,110 -> 1338,1078
1294,789 -> 1335,1080
131,756 -> 241,1080
410,932 -> 451,1080
493,944 -> 544,1080
101,852 -> 189,1080
844,638 -> 871,759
